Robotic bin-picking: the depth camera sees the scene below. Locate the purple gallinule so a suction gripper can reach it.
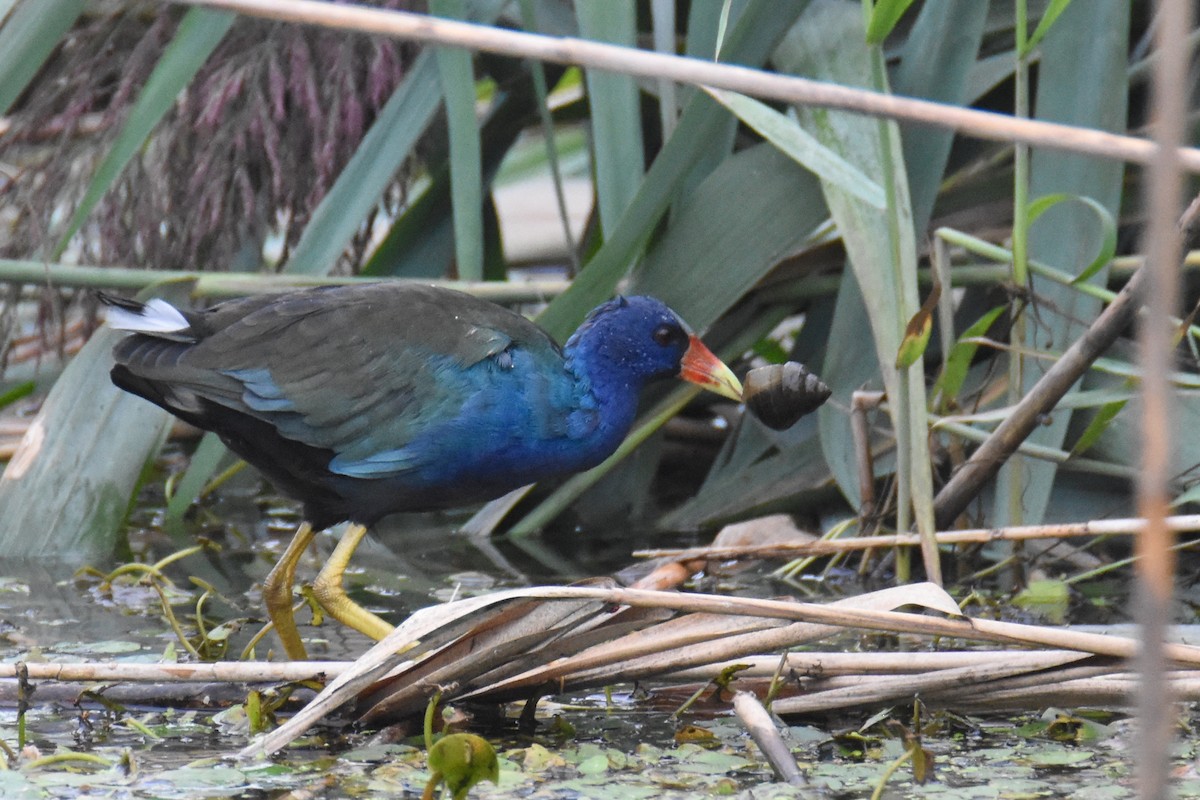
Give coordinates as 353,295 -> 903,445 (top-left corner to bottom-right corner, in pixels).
102,284 -> 742,659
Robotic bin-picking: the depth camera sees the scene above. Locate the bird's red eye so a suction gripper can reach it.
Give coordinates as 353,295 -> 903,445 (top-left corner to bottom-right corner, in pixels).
652,324 -> 676,346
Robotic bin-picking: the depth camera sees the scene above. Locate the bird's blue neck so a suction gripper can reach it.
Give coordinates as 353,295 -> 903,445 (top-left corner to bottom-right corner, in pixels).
562,328 -> 643,456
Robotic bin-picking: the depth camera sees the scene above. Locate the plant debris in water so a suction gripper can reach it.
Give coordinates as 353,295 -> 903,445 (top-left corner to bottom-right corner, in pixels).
3,699 -> 1200,798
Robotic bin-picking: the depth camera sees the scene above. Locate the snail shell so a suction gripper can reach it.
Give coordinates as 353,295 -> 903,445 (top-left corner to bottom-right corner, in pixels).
743,362 -> 832,430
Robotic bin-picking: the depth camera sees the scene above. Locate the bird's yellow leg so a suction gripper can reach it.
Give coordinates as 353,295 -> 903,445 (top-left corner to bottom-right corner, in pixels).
261,521 -> 316,660
311,523 -> 394,642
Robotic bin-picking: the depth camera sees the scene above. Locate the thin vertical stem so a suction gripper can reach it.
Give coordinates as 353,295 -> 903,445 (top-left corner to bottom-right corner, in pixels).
517,0 -> 579,274
1000,0 -> 1032,579
1136,1 -> 1190,797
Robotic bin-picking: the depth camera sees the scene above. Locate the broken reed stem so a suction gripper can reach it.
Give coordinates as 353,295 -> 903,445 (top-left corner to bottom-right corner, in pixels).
632,514 -> 1200,561
173,0 -> 1200,172
666,649 -> 1095,680
732,691 -> 807,786
770,668 -> 1200,716
0,649 -> 1133,686
932,266 -> 1148,528
0,661 -> 346,683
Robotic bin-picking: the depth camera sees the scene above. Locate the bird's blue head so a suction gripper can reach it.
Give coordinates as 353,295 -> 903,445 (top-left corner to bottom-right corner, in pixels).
564,296 -> 743,401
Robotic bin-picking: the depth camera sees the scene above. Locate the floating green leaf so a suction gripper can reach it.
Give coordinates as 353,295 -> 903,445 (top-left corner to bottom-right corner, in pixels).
426,733 -> 500,800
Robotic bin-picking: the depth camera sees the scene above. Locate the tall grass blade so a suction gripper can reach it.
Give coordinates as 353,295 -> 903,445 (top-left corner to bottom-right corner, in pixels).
287,0 -> 508,276
703,89 -> 885,208
431,0 -> 484,281
1022,0 -> 1073,55
777,3 -> 929,546
0,0 -> 85,116
864,0 -> 918,45
892,0 -> 989,230
575,2 -> 643,237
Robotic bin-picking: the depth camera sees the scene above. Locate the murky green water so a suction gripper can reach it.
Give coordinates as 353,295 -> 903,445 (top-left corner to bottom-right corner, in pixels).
2,487 -> 1200,798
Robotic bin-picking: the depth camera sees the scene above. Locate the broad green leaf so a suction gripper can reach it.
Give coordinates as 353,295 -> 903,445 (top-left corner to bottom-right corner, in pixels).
661,412 -> 837,530
1022,0 -> 1073,55
932,305 -> 1007,403
535,0 -> 810,341
0,0 -> 86,116
818,270 -> 879,509
575,1 -> 643,238
51,8 -> 234,259
1026,193 -> 1118,286
431,0 -> 484,281
864,0 -> 918,45
0,283 -> 189,560
363,67 -> 556,277
633,143 -> 823,328
703,88 -> 885,208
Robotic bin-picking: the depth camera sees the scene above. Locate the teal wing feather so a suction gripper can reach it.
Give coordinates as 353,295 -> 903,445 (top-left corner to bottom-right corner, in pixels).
174,284 -> 569,477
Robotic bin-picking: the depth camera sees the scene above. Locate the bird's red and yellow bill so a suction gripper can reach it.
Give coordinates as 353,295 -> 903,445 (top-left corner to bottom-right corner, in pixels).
680,335 -> 743,401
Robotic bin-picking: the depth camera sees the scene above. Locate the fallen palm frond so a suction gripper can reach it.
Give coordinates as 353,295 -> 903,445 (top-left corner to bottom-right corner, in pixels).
7,584 -> 1200,758
233,582 -> 1200,759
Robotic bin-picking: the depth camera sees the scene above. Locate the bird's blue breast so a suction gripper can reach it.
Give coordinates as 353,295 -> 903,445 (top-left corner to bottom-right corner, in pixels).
327,349 -> 625,491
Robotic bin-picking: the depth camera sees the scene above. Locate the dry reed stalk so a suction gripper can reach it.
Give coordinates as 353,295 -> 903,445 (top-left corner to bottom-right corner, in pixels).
243,584 -> 1200,758
175,0 -> 1200,172
633,514 -> 1200,561
1133,0 -> 1192,796
769,653 -> 1097,714
665,649 -> 1091,680
0,661 -> 346,682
